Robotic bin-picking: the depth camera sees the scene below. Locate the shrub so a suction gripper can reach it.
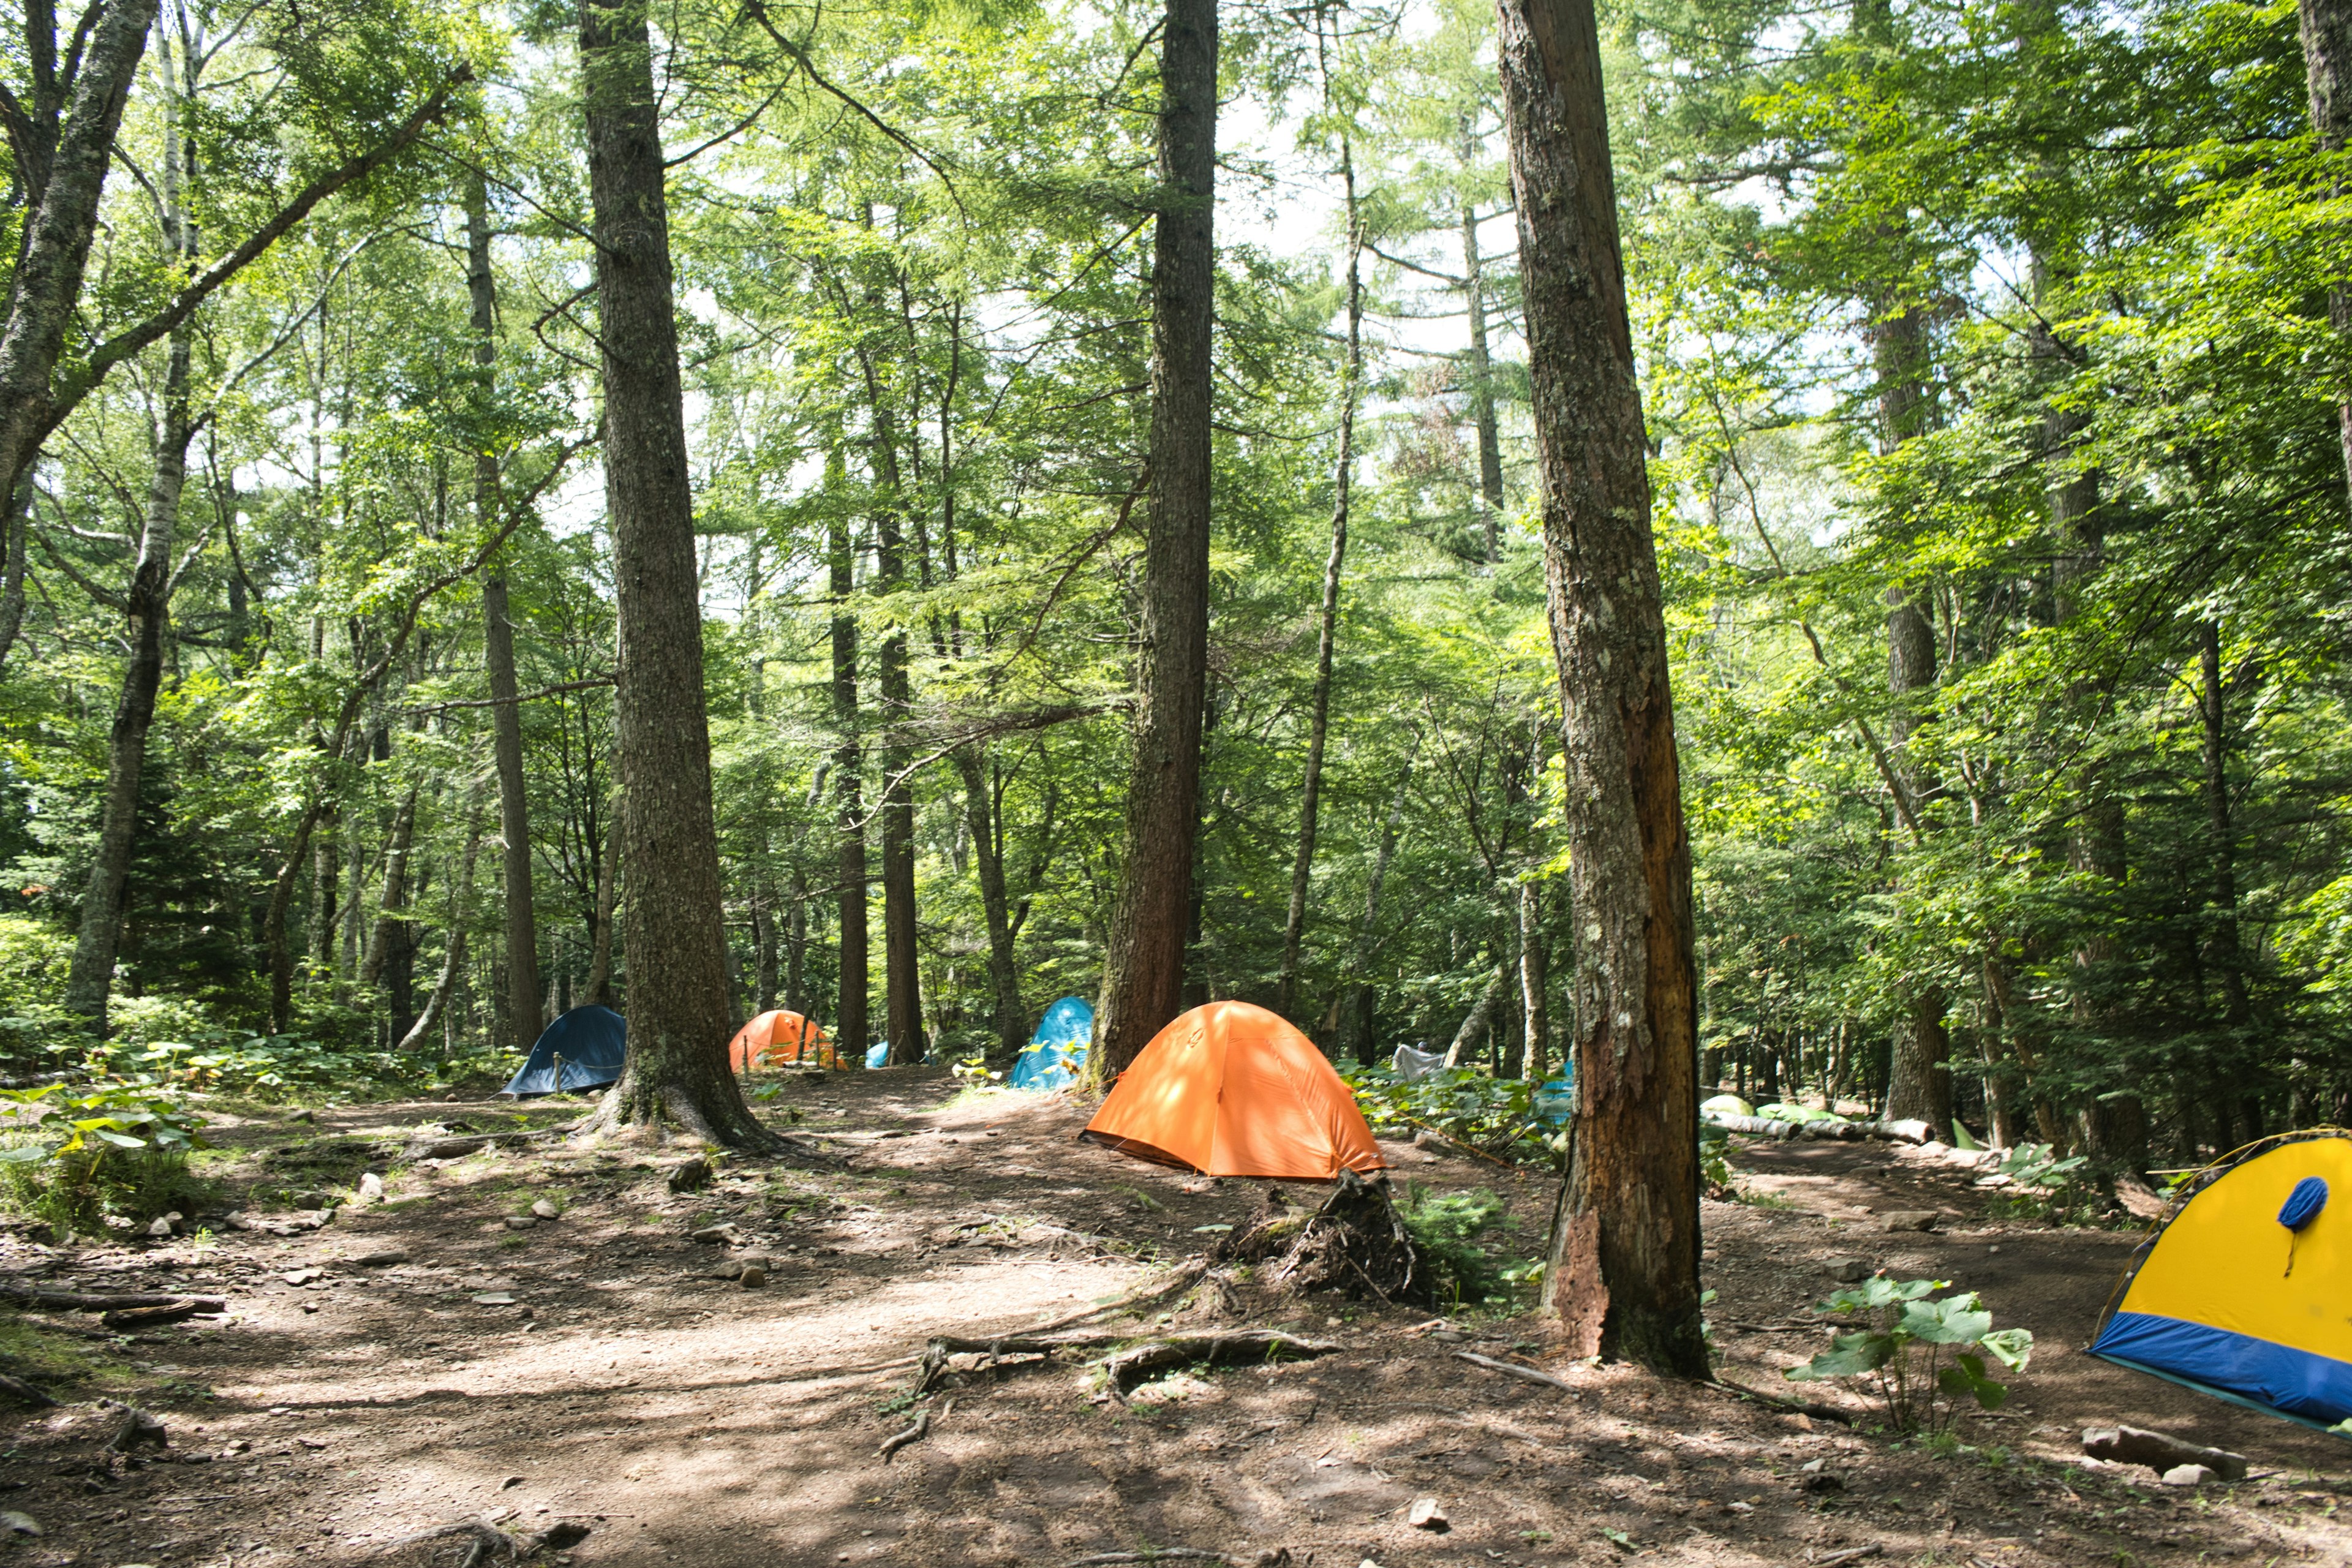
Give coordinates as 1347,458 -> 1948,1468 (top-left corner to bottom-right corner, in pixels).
1398,1183 -> 1517,1305
1784,1275 -> 2034,1434
0,1077 -> 212,1232
0,914 -> 71,1013
1345,1065 -> 1552,1165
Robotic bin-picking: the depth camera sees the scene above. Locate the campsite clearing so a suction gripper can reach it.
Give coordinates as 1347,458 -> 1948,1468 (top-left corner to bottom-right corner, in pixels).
1,1073 -> 2348,1568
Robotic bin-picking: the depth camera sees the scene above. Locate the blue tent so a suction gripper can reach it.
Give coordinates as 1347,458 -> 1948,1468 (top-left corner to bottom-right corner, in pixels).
501,1006 -> 627,1096
864,1041 -> 931,1068
1009,996 -> 1094,1091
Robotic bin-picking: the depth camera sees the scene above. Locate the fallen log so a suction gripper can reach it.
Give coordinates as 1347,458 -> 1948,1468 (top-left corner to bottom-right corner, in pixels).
101,1301 -> 206,1330
2082,1425 -> 2248,1480
1450,1349 -> 1578,1394
1703,1374 -> 1860,1426
0,1373 -> 55,1408
916,1332 -> 1130,1395
1101,1330 -> 1340,1394
0,1285 -> 225,1313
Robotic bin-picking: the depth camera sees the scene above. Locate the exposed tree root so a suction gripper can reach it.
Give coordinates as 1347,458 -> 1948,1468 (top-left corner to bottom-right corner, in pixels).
1099,1330 -> 1340,1395
1209,1169 -> 1419,1302
374,1516 -> 591,1566
565,1080 -> 834,1165
914,1327 -> 1340,1398
1450,1349 -> 1578,1394
1703,1373 -> 1860,1426
878,1397 -> 951,1461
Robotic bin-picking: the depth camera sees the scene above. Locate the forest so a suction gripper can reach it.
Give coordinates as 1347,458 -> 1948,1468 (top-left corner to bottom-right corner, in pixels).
7,1 -> 2352,1561
3,0 -> 2352,1224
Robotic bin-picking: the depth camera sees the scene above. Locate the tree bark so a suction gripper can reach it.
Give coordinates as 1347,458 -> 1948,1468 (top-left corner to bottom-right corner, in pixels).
396,801 -> 484,1054
828,459 -> 869,1055
469,174 -> 543,1052
0,469 -> 32,676
1518,876 -> 1551,1080
1499,0 -> 1707,1376
752,892 -> 778,1014
61,315 -> 190,1031
1278,137 -> 1362,1026
1881,586 -> 1951,1131
1463,196 -> 1504,565
1093,0 -> 1218,1080
867,395 -> 926,1067
2199,620 -> 2252,1033
1442,964 -> 1511,1068
0,0 -> 154,503
584,799 -> 617,1006
2300,0 -> 2352,510
954,745 -> 1025,1061
573,0 -> 771,1147
1346,763 -> 1412,1064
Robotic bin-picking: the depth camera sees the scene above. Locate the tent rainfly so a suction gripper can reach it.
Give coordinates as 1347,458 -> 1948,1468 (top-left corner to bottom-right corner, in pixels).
1009,995 -> 1094,1091
2090,1129 -> 2352,1431
1082,1000 -> 1386,1180
501,1006 -> 627,1098
726,1009 -> 837,1070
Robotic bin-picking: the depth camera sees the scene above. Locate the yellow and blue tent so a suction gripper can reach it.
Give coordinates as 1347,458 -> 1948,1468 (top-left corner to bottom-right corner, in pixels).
2090,1129 -> 2352,1432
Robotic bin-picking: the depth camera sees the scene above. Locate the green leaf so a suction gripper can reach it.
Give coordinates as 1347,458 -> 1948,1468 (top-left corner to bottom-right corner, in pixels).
1977,1327 -> 2035,1372
1936,1352 -> 2009,1410
92,1128 -> 148,1148
1786,1329 -> 1895,1381
1900,1294 -> 1994,1345
0,1144 -> 55,1163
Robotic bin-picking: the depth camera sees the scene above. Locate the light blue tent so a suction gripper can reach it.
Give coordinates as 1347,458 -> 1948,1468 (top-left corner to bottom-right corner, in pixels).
1009,996 -> 1094,1091
501,1006 -> 627,1096
864,1041 -> 930,1068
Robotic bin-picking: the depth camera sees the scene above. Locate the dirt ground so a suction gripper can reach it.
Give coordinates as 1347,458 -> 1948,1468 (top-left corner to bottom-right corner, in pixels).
3,1070 -> 2349,1568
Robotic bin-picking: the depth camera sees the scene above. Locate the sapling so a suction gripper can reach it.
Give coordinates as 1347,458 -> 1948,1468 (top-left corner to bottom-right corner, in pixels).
1784,1275 -> 2034,1434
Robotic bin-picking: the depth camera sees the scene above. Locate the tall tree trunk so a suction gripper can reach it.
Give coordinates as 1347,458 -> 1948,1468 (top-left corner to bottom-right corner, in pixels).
0,0 -> 154,503
2199,620 -> 2253,1038
752,892 -> 778,1014
1518,876 -> 1551,1080
1093,0 -> 1218,1079
61,314 -> 191,1031
954,745 -> 1025,1061
785,866 -> 809,1015
1463,196 -> 1504,565
868,400 -> 925,1067
360,781 -> 419,986
469,174 -> 542,1052
1278,137 -> 1362,1024
1347,763 -> 1412,1064
1499,0 -> 1708,1376
1881,582 -> 1951,1131
2300,0 -> 2352,510
574,0 -> 770,1147
0,470 -> 32,676
396,800 -> 484,1054
307,806 -> 340,971
1443,964 -> 1511,1068
584,801 -> 617,1006
828,459 -> 869,1055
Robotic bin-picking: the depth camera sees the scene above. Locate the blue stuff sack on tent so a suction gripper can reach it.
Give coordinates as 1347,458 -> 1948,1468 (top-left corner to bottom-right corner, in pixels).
1010,995 -> 1094,1091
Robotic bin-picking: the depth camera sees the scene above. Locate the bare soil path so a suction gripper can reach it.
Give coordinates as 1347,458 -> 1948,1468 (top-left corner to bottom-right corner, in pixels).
3,1074 -> 2346,1568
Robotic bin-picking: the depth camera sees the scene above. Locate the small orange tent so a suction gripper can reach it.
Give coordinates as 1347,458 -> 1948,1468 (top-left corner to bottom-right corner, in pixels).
727,1009 -> 838,1070
1082,1001 -> 1387,1180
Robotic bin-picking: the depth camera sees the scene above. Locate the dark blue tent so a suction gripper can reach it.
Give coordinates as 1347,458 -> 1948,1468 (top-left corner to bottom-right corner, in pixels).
502,1006 -> 627,1096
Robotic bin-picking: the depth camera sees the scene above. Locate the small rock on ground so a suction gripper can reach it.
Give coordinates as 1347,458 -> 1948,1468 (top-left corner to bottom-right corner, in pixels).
1880,1210 -> 1939,1232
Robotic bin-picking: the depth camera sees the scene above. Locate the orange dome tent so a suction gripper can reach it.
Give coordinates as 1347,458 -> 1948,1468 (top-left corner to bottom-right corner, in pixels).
1082,1001 -> 1387,1180
727,1009 -> 839,1070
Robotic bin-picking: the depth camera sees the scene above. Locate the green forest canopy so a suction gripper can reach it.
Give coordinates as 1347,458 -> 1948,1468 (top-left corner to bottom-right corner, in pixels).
2,0 -> 2348,1177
